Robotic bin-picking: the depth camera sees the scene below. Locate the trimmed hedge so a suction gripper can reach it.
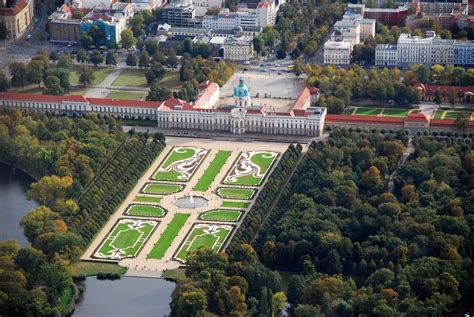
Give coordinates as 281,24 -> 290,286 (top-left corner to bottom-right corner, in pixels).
226,144 -> 302,254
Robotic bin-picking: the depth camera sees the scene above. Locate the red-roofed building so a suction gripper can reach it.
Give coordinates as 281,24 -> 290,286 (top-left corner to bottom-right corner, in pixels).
0,0 -> 34,38
416,84 -> 474,103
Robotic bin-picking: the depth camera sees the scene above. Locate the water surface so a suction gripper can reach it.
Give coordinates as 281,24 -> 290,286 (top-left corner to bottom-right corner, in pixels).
0,162 -> 37,245
73,277 -> 174,317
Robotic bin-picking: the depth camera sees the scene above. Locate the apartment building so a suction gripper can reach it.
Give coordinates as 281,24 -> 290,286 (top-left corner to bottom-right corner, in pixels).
0,0 -> 34,38
222,35 -> 253,61
375,44 -> 398,67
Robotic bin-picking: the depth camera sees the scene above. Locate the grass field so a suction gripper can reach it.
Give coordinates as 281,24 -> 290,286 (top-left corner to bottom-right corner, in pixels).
223,151 -> 278,186
94,219 -> 157,260
134,195 -> 162,203
221,201 -> 250,208
107,91 -> 146,100
199,209 -> 242,222
444,111 -> 466,119
72,261 -> 127,276
142,183 -> 184,195
69,66 -> 114,85
160,71 -> 183,90
434,111 -> 444,119
111,68 -> 147,87
57,286 -> 74,312
153,147 -> 208,182
216,187 -> 256,200
175,224 -> 233,263
193,150 -> 232,191
148,213 -> 190,259
383,109 -> 409,117
354,107 -> 382,116
125,204 -> 166,218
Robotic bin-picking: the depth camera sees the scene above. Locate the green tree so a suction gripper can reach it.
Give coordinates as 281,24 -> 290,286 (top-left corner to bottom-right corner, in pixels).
183,37 -> 193,55
87,25 -> 105,48
77,49 -> 88,63
173,290 -> 208,317
455,111 -> 470,131
120,29 -> 136,49
253,35 -> 264,54
138,51 -> 150,68
447,88 -> 457,105
80,33 -> 93,49
44,76 -> 64,95
273,292 -> 287,317
78,66 -> 95,87
57,54 -> 73,70
294,304 -> 320,317
19,206 -> 60,242
144,38 -> 159,55
126,52 -> 138,66
165,49 -> 178,68
0,70 -> 9,91
145,62 -> 166,84
88,50 -> 104,66
27,60 -> 45,87
105,51 -> 117,66
9,62 -> 29,87
433,89 -> 442,105
49,50 -> 59,62
147,82 -> 172,101
39,261 -> 71,303
287,275 -> 305,306
45,68 -> 70,93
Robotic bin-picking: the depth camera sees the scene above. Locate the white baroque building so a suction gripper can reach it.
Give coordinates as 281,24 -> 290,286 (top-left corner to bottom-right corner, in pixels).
0,79 -> 326,137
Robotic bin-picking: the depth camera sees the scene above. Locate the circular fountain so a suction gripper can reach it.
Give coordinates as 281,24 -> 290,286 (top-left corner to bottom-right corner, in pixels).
174,193 -> 209,209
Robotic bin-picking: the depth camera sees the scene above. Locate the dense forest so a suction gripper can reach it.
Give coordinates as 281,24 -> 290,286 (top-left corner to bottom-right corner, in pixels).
0,109 -> 165,316
171,129 -> 473,316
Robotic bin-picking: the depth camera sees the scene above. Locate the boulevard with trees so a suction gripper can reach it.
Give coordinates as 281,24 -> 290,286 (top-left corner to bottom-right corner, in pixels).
0,108 -> 165,315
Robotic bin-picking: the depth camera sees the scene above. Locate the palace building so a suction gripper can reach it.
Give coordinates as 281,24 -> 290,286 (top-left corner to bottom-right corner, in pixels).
0,78 -> 327,137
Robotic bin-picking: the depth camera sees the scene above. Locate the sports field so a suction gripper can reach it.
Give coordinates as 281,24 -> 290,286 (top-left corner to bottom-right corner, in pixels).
94,219 -> 157,260
216,187 -> 256,200
142,183 -> 184,195
200,209 -> 242,222
125,204 -> 166,218
152,147 -> 208,182
174,224 -> 233,263
147,213 -> 190,259
223,151 -> 278,186
221,201 -> 250,208
134,195 -> 162,203
193,150 -> 232,191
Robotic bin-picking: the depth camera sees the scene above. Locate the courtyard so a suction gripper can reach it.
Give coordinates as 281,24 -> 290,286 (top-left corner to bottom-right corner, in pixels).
81,137 -> 289,272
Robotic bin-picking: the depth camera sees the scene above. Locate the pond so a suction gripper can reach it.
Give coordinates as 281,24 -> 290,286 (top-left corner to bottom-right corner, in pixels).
0,162 -> 37,245
73,277 -> 175,317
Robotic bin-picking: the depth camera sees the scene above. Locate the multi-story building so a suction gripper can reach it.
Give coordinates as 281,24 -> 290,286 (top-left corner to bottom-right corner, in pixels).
79,6 -> 129,46
323,38 -> 352,65
346,3 -> 412,26
48,4 -> 85,44
0,0 -> 34,38
375,32 -> 473,67
222,35 -> 253,61
453,41 -> 474,67
192,0 -> 223,16
0,78 -> 326,137
162,1 -> 196,27
375,44 -> 398,67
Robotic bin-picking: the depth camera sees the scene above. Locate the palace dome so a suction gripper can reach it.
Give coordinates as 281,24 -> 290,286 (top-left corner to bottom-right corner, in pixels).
234,77 -> 249,98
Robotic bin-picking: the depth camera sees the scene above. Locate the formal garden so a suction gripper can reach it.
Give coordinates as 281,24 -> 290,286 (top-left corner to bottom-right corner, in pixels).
125,204 -> 166,218
152,147 -> 208,182
199,209 -> 243,222
222,151 -> 278,186
174,224 -> 234,263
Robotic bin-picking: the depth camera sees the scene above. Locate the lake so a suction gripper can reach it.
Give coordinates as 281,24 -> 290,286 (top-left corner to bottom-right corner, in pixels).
73,277 -> 175,317
0,162 -> 37,245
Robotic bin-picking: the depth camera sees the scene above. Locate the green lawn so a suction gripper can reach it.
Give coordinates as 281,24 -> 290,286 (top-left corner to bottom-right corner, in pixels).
126,204 -> 166,217
160,71 -> 183,90
153,147 -> 207,182
148,213 -> 190,259
107,91 -> 146,100
434,111 -> 444,119
200,209 -> 242,222
223,151 -> 278,186
354,107 -> 382,116
69,66 -> 114,85
57,286 -> 74,312
193,150 -> 232,191
162,268 -> 186,282
112,68 -> 147,87
383,109 -> 409,117
216,187 -> 256,200
94,219 -> 157,260
221,201 -> 250,208
72,261 -> 127,276
174,224 -> 233,263
142,183 -> 184,195
134,195 -> 162,203
444,111 -> 466,119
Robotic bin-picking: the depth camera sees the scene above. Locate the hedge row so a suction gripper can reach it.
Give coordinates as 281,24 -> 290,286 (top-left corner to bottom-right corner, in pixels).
68,135 -> 165,246
226,144 -> 302,254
